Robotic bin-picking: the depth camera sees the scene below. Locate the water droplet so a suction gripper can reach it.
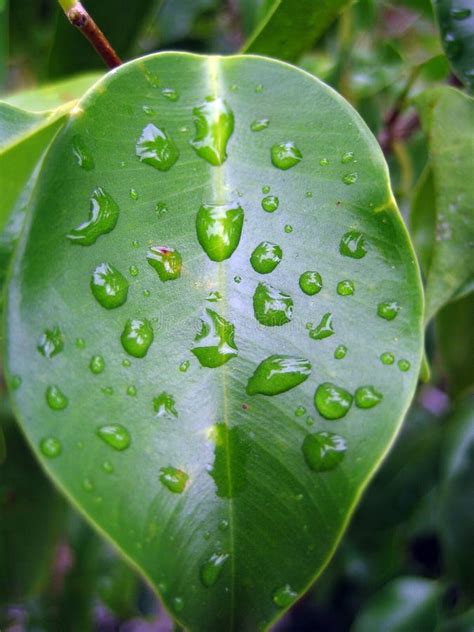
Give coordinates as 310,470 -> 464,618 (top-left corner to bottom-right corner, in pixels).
46,385 -> 68,410
250,241 -> 282,274
144,67 -> 160,87
320,158 -> 329,166
122,358 -> 131,367
101,386 -> 114,396
190,96 -> 234,165
173,596 -> 184,612
142,105 -> 155,116
299,271 -> 322,295
11,375 -> 22,390
153,392 -> 177,417
251,118 -> 269,131
246,355 -> 311,396
143,289 -> 150,297
136,123 -> 179,171
302,431 -> 347,472
284,224 -> 293,234
67,187 -> 119,246
127,385 -> 137,397
147,246 -> 182,281
314,382 -> 352,419
339,230 -> 367,259
129,188 -> 139,201
97,424 -> 131,451
377,301 -> 400,321
342,172 -> 358,185
82,478 -> 94,492
191,309 -> 238,368
273,584 -> 298,608
305,191 -> 313,198
380,352 -> 395,365
334,345 -> 347,359
91,263 -> 129,309
451,8 -> 471,19
262,185 -> 270,194
90,355 -> 105,374
200,552 -> 229,587
261,195 -> 279,213
72,135 -> 94,170
206,290 -> 222,302
219,519 -> 229,531
398,359 -> 411,372
121,318 -> 154,358
40,436 -> 62,459
355,385 -> 383,409
162,87 -> 179,101
309,312 -> 334,340
129,265 -> 139,277
76,337 -> 86,349
295,406 -> 306,417
271,142 -> 302,170
233,275 -> 242,284
179,360 -> 190,372
102,460 -> 114,474
341,151 -> 355,164
155,201 -> 168,216
196,202 -> 244,261
160,466 -> 188,493
337,280 -> 355,296
253,282 -> 293,327
255,83 -> 264,93
37,326 -> 64,358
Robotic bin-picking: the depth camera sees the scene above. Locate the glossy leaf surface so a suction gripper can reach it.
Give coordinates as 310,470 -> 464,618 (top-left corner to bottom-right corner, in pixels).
4,53 -> 423,631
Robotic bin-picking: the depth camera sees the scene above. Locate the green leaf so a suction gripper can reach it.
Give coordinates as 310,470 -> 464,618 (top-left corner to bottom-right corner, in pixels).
436,608 -> 474,632
241,0 -> 352,62
410,164 -> 436,276
4,52 -> 424,630
413,86 -> 474,321
433,0 -> 474,92
352,577 -> 442,632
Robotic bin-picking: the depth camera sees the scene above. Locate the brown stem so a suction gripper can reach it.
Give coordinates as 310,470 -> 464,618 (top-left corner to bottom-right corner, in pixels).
66,1 -> 122,69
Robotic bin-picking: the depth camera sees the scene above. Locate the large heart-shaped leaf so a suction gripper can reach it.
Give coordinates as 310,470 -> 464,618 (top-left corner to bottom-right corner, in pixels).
4,52 -> 423,630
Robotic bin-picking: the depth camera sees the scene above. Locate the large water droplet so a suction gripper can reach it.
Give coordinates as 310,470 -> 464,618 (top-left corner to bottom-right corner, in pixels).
299,271 -> 322,295
271,142 -> 302,170
251,118 -> 269,132
160,466 -> 188,493
46,385 -> 68,410
153,392 -> 178,417
190,96 -> 234,166
339,231 -> 367,259
67,188 -> 119,246
308,312 -> 334,340
40,436 -> 62,459
341,151 -> 355,164
250,241 -> 282,274
147,246 -> 182,281
196,202 -> 244,262
91,263 -> 129,309
97,424 -> 131,451
314,382 -> 352,419
355,385 -> 383,409
253,282 -> 293,326
121,318 -> 154,358
37,326 -> 64,358
302,431 -> 347,472
342,173 -> 358,185
72,134 -> 94,170
261,195 -> 279,213
398,359 -> 411,372
200,553 -> 229,587
191,309 -> 238,368
90,355 -> 105,374
337,280 -> 355,296
273,584 -> 298,608
377,301 -> 400,321
135,123 -> 179,171
246,355 -> 311,396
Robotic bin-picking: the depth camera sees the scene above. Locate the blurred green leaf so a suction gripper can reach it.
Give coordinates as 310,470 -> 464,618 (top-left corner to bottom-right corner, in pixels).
238,0 -> 273,36
410,164 -> 435,275
436,608 -> 474,632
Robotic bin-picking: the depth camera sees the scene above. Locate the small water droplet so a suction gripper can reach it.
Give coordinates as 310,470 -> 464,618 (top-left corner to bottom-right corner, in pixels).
308,313 -> 334,340
251,118 -> 269,131
147,246 -> 182,281
262,185 -> 270,194
82,477 -> 94,492
246,355 -> 311,396
179,360 -> 190,372
102,460 -> 114,474
91,263 -> 129,309
271,142 -> 302,170
173,596 -> 184,612
273,584 -> 298,608
398,359 -> 411,372
341,151 -> 355,164
136,124 -> 179,171
337,280 -> 355,296
67,188 -> 119,246
11,375 -> 22,390
191,309 -> 238,368
377,301 -> 400,321
46,385 -> 68,410
76,337 -> 86,349
284,224 -> 293,234
314,382 -> 352,419
306,416 -> 314,426
261,195 -> 279,213
127,385 -> 137,397
129,265 -> 139,277
355,385 -> 383,409
255,83 -> 264,93
320,158 -> 329,166
219,519 -> 229,531
250,241 -> 282,274
299,271 -> 322,295
142,105 -> 155,116
90,355 -> 105,374
339,230 -> 367,259
200,552 -> 229,587
380,352 -> 395,365
206,290 -> 222,302
190,96 -> 234,165
40,436 -> 62,458
37,326 -> 64,358
153,392 -> 177,417
143,289 -> 151,297
121,318 -> 154,358
101,386 -> 114,396
305,191 -> 313,198
122,358 -> 131,367
129,188 -> 139,201
233,275 -> 242,284
295,406 -> 306,417
196,202 -> 244,261
160,466 -> 188,493
155,201 -> 168,216
253,282 -> 293,327
334,345 -> 347,359
162,87 -> 179,101
302,431 -> 347,472
342,172 -> 358,185
97,424 -> 131,451
72,135 -> 94,170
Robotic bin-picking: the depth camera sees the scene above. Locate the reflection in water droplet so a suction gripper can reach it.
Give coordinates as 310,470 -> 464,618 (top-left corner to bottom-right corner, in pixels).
196,202 -> 244,261
271,142 -> 302,170
11,375 -> 22,390
160,466 -> 188,493
251,118 -> 269,131
136,123 -> 179,171
334,345 -> 347,360
315,382 -> 352,419
295,406 -> 306,417
190,96 -> 234,165
37,326 -> 64,358
380,352 -> 395,365
46,385 -> 68,410
153,392 -> 177,417
97,424 -> 131,451
398,359 -> 411,372
162,87 -> 179,101
273,585 -> 298,608
147,246 -> 182,281
309,313 -> 334,340
342,173 -> 358,185
355,385 -> 383,409
67,188 -> 119,246
200,553 -> 229,587
246,355 -> 311,396
72,135 -> 94,170
339,231 -> 367,259
40,436 -> 62,458
121,318 -> 154,358
302,431 -> 347,472
91,263 -> 129,309
261,195 -> 279,212
206,290 -> 222,302
179,360 -> 190,372
90,355 -> 105,374
337,280 -> 355,296
299,271 -> 322,296
341,151 -> 355,164
377,301 -> 400,321
250,241 -> 282,274
191,309 -> 238,368
253,282 -> 293,327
